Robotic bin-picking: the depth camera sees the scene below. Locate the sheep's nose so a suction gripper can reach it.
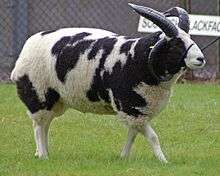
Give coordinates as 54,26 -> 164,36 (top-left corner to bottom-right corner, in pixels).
197,57 -> 205,63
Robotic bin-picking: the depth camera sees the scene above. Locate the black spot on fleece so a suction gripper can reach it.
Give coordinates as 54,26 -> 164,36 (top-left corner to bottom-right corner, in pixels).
16,75 -> 60,114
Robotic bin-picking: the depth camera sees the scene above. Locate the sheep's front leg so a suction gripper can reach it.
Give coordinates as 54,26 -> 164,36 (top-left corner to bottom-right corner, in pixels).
121,127 -> 138,158
142,123 -> 168,163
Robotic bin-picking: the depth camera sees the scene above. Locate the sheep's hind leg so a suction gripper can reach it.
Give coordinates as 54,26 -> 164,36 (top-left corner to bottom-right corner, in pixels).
142,123 -> 168,163
29,111 -> 53,159
31,101 -> 66,159
121,127 -> 138,158
44,117 -> 53,156
15,75 -> 63,159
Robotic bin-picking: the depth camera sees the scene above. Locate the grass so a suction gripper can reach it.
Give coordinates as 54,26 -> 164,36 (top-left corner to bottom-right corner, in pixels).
0,83 -> 219,176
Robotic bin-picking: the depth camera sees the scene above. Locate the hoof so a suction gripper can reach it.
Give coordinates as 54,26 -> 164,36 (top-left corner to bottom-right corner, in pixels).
38,155 -> 49,160
156,154 -> 168,163
120,151 -> 130,159
34,150 -> 48,159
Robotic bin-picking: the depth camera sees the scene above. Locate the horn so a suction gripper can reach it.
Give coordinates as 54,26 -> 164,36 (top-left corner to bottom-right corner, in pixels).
128,3 -> 178,37
164,7 -> 190,33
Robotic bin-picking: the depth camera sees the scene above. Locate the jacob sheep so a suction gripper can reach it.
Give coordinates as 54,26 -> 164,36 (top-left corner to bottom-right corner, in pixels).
11,4 -> 205,163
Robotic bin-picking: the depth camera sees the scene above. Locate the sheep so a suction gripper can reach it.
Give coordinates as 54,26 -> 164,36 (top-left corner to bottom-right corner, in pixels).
10,4 -> 205,163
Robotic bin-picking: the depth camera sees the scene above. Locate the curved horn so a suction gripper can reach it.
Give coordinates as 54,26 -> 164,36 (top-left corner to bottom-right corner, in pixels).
164,7 -> 190,33
128,3 -> 178,37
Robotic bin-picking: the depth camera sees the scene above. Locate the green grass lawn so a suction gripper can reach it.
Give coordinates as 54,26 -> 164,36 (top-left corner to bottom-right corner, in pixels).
0,83 -> 219,176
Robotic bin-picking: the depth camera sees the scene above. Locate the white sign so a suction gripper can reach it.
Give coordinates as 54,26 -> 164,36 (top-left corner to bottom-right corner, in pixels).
138,15 -> 220,36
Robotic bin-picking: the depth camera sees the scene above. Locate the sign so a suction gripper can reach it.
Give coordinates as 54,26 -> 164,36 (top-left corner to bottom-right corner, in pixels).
138,15 -> 220,36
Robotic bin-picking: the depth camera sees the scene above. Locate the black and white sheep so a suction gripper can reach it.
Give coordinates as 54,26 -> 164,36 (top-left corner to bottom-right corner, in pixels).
11,4 -> 205,162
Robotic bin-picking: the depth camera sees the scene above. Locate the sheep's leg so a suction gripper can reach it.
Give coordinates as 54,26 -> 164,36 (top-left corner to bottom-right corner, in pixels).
43,117 -> 53,155
30,111 -> 54,159
33,119 -> 52,159
33,119 -> 48,159
142,123 -> 168,163
121,127 -> 138,158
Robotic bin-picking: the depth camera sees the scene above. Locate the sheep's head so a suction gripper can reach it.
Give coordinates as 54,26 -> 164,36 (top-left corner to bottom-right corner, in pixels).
129,4 -> 206,81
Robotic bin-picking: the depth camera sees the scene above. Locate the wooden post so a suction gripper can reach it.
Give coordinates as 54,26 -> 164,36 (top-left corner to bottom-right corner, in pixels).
217,0 -> 220,78
179,0 -> 186,8
12,0 -> 28,67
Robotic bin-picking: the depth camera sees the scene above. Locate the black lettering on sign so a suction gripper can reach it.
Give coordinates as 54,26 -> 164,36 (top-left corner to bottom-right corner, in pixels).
208,21 -> 213,31
212,22 -> 217,32
191,17 -> 220,34
192,20 -> 199,31
217,22 -> 220,32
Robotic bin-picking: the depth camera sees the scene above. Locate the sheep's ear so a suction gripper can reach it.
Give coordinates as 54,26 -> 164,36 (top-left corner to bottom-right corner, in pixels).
128,3 -> 178,37
148,39 -> 173,82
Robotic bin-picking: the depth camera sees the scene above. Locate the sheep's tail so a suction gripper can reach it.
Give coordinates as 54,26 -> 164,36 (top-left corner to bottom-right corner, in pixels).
10,55 -> 23,83
10,68 -> 17,83
10,64 -> 21,83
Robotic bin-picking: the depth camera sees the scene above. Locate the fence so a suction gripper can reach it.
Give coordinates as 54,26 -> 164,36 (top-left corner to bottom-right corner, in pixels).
0,0 -> 219,82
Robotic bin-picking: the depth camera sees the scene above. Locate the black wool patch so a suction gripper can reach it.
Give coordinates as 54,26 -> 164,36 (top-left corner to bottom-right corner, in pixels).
86,37 -> 117,102
44,88 -> 60,110
88,37 -> 110,60
103,60 -> 147,117
86,89 -> 100,102
69,32 -> 91,45
16,75 -> 60,114
51,32 -> 91,56
16,75 -> 43,114
51,36 -> 71,56
41,29 -> 57,36
55,39 -> 95,82
52,32 -> 92,82
120,40 -> 135,56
